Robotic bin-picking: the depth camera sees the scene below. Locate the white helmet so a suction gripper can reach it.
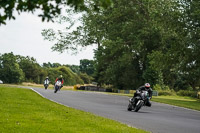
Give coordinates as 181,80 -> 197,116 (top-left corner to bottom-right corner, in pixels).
145,83 -> 150,88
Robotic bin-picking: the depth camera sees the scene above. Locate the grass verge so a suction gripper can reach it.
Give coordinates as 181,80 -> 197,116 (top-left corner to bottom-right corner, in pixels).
0,85 -> 147,133
151,95 -> 200,111
21,82 -> 74,90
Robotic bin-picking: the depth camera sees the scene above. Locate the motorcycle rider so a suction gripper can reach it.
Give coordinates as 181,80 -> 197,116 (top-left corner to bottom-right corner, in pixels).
55,75 -> 64,89
44,76 -> 50,89
131,83 -> 153,107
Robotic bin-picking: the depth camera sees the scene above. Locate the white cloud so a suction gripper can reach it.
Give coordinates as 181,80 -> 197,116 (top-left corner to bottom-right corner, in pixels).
0,12 -> 97,65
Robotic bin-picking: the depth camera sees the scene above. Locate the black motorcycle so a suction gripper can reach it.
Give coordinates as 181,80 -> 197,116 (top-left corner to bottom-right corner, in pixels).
44,84 -> 49,90
127,90 -> 149,112
44,80 -> 49,90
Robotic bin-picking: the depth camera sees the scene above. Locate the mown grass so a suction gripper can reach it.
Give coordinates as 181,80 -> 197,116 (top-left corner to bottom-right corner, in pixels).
151,95 -> 200,111
0,85 -> 147,133
21,82 -> 74,90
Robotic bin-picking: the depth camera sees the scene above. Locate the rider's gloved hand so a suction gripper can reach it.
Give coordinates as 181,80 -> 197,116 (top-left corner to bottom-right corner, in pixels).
148,97 -> 151,100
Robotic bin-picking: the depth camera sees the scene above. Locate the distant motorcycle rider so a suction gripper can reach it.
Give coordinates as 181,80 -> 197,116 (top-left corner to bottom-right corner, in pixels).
44,76 -> 50,84
44,76 -> 50,89
131,83 -> 153,107
55,75 -> 64,89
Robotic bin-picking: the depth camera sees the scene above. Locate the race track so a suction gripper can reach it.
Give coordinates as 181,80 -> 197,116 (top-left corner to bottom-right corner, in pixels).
29,87 -> 200,133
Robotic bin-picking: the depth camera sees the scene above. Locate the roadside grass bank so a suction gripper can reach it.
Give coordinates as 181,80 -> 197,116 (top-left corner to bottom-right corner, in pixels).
151,96 -> 200,111
0,85 -> 147,133
21,82 -> 74,90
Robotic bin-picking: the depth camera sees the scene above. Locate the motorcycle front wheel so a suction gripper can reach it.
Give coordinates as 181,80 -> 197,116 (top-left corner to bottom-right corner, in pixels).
134,100 -> 143,112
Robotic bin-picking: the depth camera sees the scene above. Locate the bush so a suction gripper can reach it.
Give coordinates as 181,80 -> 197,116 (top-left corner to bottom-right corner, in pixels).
79,73 -> 93,84
158,90 -> 175,96
153,84 -> 162,91
177,90 -> 197,98
163,85 -> 170,91
153,84 -> 170,91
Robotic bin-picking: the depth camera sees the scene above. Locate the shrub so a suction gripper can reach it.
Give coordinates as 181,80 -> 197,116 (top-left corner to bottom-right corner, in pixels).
177,90 -> 197,98
153,84 -> 162,91
158,90 -> 175,96
153,84 -> 170,91
162,85 -> 170,91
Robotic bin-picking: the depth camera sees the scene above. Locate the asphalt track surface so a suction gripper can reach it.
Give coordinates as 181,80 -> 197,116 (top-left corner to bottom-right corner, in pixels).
29,87 -> 200,133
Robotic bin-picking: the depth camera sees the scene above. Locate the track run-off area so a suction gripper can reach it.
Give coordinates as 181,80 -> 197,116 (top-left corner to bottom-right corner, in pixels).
29,87 -> 200,133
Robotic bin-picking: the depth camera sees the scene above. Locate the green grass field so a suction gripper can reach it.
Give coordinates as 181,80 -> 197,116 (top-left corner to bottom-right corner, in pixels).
0,85 -> 147,133
151,95 -> 200,111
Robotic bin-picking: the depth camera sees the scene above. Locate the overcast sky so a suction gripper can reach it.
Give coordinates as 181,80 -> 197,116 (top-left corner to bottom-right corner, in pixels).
0,12 -> 96,65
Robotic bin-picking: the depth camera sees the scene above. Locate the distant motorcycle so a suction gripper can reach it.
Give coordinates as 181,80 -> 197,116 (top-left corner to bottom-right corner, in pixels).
44,84 -> 49,90
44,79 -> 49,90
54,80 -> 62,93
127,90 -> 149,112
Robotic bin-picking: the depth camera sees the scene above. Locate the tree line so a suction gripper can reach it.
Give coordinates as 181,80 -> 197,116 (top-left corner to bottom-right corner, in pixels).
0,52 -> 94,85
42,0 -> 200,91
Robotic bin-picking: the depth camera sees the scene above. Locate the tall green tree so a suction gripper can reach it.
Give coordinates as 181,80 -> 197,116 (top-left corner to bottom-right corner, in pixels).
148,0 -> 200,90
65,64 -> 80,74
80,59 -> 94,76
0,53 -> 24,83
17,55 -> 45,83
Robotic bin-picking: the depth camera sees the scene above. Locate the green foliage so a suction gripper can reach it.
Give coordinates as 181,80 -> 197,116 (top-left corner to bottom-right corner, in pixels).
0,0 -> 113,25
153,84 -> 174,96
0,53 -> 24,83
65,64 -> 80,74
43,62 -> 61,68
48,66 -> 84,86
0,52 -> 92,85
154,83 -> 198,97
43,0 -> 200,91
80,59 -> 95,76
79,73 -> 93,84
17,55 -> 45,83
153,84 -> 162,91
158,91 -> 175,96
177,90 -> 197,98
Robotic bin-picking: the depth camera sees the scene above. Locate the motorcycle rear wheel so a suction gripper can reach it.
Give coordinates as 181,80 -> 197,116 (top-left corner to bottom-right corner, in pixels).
127,103 -> 132,111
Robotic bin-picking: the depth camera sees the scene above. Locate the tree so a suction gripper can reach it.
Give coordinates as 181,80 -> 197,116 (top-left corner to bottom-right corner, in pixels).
0,52 -> 24,83
80,59 -> 94,76
48,66 -> 84,85
17,55 -> 44,83
148,0 -> 200,90
42,0 -> 200,90
65,64 -> 80,74
43,62 -> 53,68
0,0 -> 113,25
182,0 -> 200,89
79,73 -> 93,84
42,7 -> 106,53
